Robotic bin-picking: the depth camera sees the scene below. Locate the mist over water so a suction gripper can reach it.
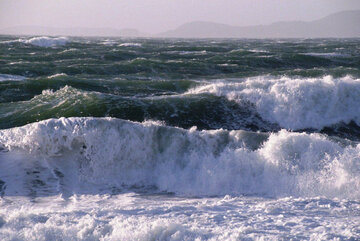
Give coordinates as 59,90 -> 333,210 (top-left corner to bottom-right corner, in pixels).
0,36 -> 360,240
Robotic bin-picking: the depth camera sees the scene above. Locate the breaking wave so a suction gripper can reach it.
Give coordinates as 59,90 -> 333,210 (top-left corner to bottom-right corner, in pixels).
0,117 -> 359,198
119,43 -> 142,47
187,75 -> 360,130
0,74 -> 26,82
24,36 -> 69,47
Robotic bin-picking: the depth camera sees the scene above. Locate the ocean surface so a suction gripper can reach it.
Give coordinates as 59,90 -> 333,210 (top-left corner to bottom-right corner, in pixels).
0,35 -> 360,240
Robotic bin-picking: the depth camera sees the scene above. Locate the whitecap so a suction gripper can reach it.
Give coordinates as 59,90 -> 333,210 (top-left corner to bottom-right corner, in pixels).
0,117 -> 359,198
186,75 -> 360,130
47,73 -> 68,79
249,49 -> 269,53
119,43 -> 142,47
24,36 -> 69,47
101,39 -> 118,46
301,52 -> 348,57
0,74 -> 26,82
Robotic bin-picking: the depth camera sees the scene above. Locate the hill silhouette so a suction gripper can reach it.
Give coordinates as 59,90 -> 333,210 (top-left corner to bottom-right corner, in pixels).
159,10 -> 360,38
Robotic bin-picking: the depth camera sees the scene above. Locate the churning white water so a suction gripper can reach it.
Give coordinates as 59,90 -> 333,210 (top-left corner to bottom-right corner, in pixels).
0,118 -> 359,240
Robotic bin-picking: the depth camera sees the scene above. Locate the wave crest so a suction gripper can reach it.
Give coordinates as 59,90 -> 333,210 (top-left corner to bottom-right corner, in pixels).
0,74 -> 26,82
187,75 -> 360,130
24,36 -> 69,47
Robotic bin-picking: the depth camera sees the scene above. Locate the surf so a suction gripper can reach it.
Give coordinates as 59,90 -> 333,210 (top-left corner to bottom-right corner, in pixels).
0,117 -> 359,198
187,75 -> 360,130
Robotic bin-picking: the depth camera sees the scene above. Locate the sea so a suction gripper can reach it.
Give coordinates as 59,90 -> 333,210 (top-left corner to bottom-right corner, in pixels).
0,35 -> 359,240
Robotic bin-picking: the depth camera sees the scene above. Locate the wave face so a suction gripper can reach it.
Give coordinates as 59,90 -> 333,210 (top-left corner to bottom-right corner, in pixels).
0,117 -> 359,198
188,75 -> 360,130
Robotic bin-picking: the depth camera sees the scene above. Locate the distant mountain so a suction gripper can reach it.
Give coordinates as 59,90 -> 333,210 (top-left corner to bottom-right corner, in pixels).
158,10 -> 360,38
2,10 -> 359,38
0,26 -> 147,37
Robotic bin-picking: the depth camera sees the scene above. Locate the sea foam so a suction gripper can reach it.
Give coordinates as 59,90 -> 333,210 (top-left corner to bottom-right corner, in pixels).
0,117 -> 359,198
0,74 -> 26,82
24,36 -> 69,47
119,43 -> 142,47
187,75 -> 360,130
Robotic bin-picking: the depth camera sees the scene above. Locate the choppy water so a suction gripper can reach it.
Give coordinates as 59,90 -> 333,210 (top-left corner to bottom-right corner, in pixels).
0,36 -> 360,240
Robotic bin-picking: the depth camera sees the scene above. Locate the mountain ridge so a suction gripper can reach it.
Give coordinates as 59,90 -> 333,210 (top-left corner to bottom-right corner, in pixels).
1,10 -> 359,38
158,10 -> 360,38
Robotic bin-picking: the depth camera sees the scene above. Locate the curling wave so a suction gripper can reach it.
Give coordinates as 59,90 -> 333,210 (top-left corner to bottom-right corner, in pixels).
187,75 -> 360,130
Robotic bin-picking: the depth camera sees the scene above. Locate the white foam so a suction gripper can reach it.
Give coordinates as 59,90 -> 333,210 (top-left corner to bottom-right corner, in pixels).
217,63 -> 238,67
1,118 -> 359,239
0,117 -> 359,199
119,43 -> 142,47
249,49 -> 269,53
0,74 -> 26,82
59,48 -> 77,53
187,75 -> 360,130
47,73 -> 68,79
24,36 -> 69,47
179,50 -> 207,55
301,52 -> 348,57
1,194 -> 358,240
101,39 -> 118,46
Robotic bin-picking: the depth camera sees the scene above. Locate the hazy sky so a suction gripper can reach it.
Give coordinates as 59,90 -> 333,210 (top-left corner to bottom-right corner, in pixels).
1,0 -> 359,34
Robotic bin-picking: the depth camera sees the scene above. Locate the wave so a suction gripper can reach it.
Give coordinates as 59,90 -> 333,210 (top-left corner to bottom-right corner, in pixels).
187,75 -> 360,130
301,52 -> 349,58
47,73 -> 68,79
0,117 -> 359,198
0,74 -> 26,82
101,39 -> 118,46
0,86 -> 104,129
0,84 -> 277,131
119,43 -> 142,47
24,37 -> 69,47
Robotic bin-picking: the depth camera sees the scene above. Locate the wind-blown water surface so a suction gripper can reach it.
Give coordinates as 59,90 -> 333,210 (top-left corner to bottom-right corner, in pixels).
0,36 -> 359,240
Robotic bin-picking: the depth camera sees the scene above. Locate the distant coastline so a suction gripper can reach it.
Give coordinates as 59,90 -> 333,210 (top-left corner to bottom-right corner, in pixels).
1,10 -> 359,38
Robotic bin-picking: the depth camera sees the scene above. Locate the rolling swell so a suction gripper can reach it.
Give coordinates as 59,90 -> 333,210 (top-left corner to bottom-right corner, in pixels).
0,85 -> 274,131
2,74 -> 360,139
0,76 -> 195,103
0,117 -> 359,198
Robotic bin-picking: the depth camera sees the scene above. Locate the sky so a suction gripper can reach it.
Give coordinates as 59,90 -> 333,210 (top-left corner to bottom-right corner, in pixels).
0,0 -> 359,34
